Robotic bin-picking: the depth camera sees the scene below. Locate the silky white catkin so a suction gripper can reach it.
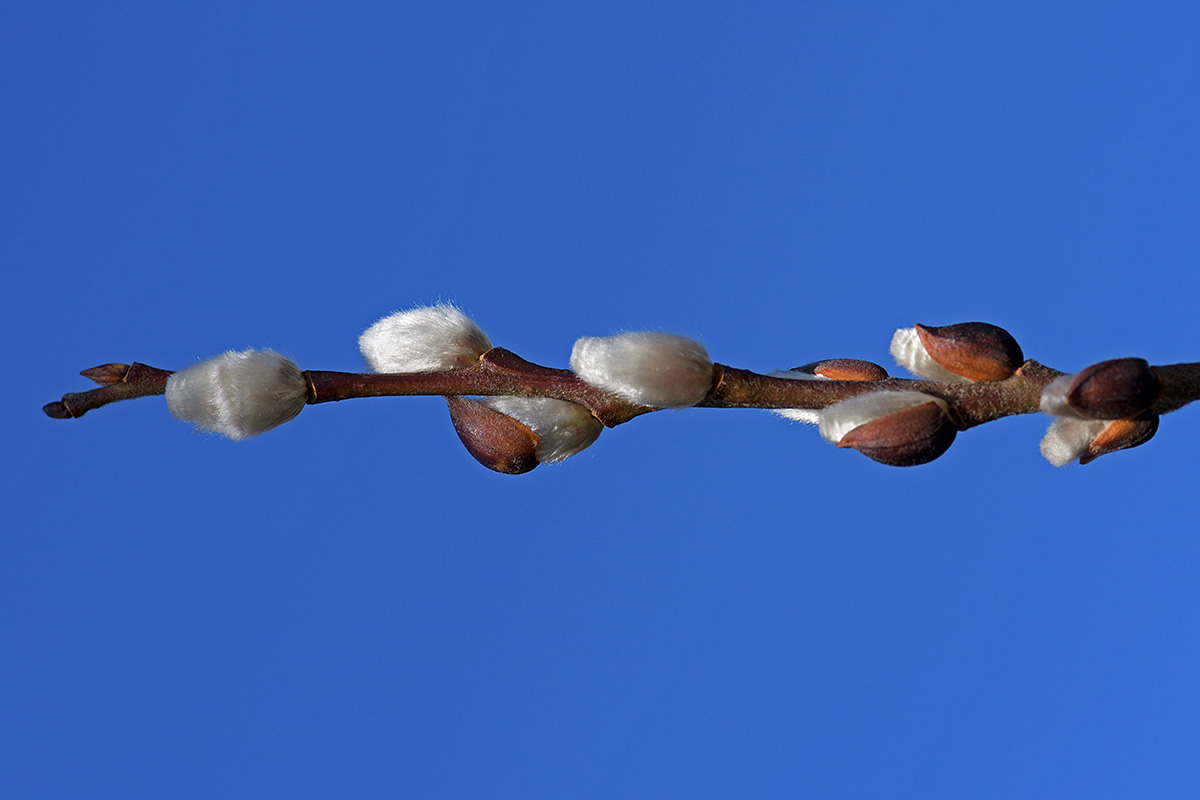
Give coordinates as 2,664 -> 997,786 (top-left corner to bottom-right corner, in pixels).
570,332 -> 714,409
165,349 -> 307,440
359,305 -> 491,373
1039,417 -> 1108,466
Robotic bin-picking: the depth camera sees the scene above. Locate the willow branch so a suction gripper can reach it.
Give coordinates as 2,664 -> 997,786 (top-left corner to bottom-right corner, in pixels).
42,349 -> 1200,430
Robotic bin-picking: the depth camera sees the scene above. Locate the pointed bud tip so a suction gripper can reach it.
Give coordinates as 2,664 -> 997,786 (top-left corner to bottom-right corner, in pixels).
446,396 -> 540,474
80,364 -> 130,385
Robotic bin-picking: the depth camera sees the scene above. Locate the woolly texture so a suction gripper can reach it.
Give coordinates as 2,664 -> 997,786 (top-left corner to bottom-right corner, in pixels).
359,305 -> 491,373
769,369 -> 827,425
1039,417 -> 1108,467
818,390 -> 948,445
481,397 -> 603,463
166,349 -> 307,440
889,327 -> 971,383
570,332 -> 714,409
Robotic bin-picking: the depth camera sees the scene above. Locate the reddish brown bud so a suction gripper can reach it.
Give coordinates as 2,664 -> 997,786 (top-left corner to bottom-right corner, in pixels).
836,400 -> 957,467
80,363 -> 131,385
1066,358 -> 1159,420
1079,411 -> 1159,464
43,400 -> 74,419
445,396 -> 540,474
793,358 -> 889,381
914,322 -> 1024,382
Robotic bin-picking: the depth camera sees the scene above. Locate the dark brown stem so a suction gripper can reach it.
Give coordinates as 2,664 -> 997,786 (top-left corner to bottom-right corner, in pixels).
42,352 -> 1200,430
1152,364 -> 1200,414
700,360 -> 1063,429
306,348 -> 654,427
43,363 -> 173,419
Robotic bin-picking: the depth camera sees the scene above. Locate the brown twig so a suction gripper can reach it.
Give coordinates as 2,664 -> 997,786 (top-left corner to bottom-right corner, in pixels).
43,363 -> 174,420
41,348 -> 1200,430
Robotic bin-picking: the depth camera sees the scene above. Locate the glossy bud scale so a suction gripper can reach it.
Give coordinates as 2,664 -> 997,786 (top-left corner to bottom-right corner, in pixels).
793,358 -> 889,381
1065,358 -> 1159,420
913,322 -> 1024,382
446,396 -> 540,474
1079,412 -> 1159,465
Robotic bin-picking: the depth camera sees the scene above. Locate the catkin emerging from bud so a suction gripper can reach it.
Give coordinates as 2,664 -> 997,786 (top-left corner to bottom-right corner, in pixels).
165,349 -> 308,440
479,397 -> 603,464
890,327 -> 970,383
446,396 -> 541,474
891,323 -> 1023,383
570,332 -> 714,409
1038,370 -> 1160,465
819,390 -> 956,466
359,305 -> 491,373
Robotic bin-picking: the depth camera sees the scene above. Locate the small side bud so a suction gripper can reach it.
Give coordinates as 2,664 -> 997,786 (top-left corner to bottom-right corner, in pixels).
165,349 -> 308,440
570,332 -> 714,409
792,358 -> 889,381
1079,412 -> 1159,465
445,396 -> 540,474
80,363 -> 131,385
768,362 -> 888,425
359,305 -> 491,373
1065,358 -> 1159,420
819,390 -> 956,466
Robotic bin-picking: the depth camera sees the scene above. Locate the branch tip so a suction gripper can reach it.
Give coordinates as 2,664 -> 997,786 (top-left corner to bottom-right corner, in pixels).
43,400 -> 75,419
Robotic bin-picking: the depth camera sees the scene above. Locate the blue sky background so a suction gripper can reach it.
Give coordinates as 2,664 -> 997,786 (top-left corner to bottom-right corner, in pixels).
5,2 -> 1200,797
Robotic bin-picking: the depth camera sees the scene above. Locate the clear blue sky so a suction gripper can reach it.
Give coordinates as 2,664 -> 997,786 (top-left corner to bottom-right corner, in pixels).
5,2 -> 1200,797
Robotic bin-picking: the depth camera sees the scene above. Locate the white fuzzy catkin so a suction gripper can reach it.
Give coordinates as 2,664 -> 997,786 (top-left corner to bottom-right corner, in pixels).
165,349 -> 308,440
889,327 -> 971,383
818,390 -> 948,445
359,305 -> 491,373
481,397 -> 603,463
1039,417 -> 1109,467
768,369 -> 828,425
570,332 -> 714,409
